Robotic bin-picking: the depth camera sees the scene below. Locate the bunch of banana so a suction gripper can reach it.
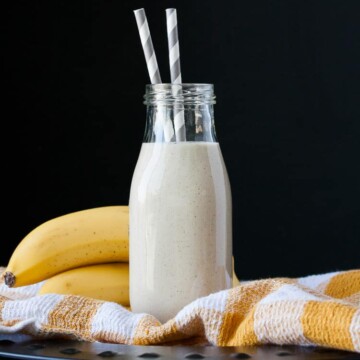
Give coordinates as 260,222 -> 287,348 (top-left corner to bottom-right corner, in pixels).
2,205 -> 130,305
2,204 -> 240,306
2,206 -> 129,284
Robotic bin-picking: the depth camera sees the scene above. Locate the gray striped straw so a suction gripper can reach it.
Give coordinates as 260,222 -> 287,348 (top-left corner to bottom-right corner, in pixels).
166,8 -> 186,142
133,8 -> 161,84
134,8 -> 174,141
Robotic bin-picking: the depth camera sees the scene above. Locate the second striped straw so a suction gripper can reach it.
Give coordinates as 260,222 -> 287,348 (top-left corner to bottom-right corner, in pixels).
166,8 -> 186,142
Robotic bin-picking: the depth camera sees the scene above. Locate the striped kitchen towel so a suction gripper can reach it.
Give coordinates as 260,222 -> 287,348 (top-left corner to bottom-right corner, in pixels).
0,268 -> 359,352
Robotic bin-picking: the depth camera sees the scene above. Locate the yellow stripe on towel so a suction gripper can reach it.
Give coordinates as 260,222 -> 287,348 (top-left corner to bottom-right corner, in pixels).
325,270 -> 360,299
302,300 -> 357,351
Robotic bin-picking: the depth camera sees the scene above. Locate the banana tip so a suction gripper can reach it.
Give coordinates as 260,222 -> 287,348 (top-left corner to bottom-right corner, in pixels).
3,272 -> 15,287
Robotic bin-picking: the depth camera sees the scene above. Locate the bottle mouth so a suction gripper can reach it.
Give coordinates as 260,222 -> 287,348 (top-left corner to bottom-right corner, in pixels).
144,83 -> 216,105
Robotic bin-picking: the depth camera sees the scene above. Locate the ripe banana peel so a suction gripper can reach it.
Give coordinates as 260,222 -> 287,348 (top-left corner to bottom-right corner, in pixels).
2,206 -> 129,288
38,262 -> 130,306
232,258 -> 240,287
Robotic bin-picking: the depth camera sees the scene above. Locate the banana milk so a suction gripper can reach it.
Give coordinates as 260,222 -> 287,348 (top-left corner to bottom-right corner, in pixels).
129,141 -> 232,323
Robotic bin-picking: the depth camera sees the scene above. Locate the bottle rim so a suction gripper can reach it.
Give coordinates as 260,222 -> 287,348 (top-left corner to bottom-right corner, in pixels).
144,83 -> 216,105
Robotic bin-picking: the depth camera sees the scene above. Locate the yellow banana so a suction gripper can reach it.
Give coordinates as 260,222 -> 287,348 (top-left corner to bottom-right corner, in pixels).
38,262 -> 129,306
232,256 -> 240,287
3,206 -> 129,288
232,269 -> 240,287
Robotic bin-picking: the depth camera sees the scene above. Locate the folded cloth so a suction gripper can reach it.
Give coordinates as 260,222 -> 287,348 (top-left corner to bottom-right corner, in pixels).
0,267 -> 359,352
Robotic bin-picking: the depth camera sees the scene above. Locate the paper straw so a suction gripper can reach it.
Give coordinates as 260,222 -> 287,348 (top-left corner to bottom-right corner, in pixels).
166,8 -> 186,142
134,8 -> 174,141
133,8 -> 162,84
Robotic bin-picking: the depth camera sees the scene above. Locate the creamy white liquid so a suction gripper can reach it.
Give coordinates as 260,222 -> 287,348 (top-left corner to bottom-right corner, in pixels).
129,142 -> 232,323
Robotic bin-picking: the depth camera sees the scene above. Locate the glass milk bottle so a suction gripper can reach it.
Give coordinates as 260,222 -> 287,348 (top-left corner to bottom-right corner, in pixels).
129,84 -> 232,323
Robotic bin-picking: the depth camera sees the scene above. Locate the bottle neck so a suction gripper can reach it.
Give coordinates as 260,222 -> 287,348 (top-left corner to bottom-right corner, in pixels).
143,84 -> 217,143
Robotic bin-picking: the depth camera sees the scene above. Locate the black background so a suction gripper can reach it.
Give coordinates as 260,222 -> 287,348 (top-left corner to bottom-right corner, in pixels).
3,0 -> 359,280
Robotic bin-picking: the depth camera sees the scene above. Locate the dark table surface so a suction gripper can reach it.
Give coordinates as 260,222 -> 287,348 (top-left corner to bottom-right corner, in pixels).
0,334 -> 359,360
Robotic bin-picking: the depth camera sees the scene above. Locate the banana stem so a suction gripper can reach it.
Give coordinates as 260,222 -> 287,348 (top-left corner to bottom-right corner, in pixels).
3,272 -> 15,287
